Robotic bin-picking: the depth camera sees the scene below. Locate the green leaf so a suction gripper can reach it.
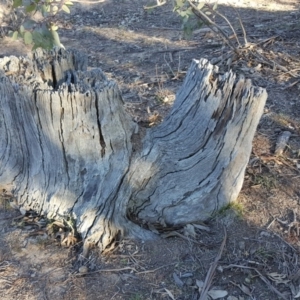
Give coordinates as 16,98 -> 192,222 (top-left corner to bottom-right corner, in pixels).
25,3 -> 36,12
20,25 -> 25,33
197,2 -> 205,10
41,4 -> 50,16
65,1 -> 73,5
61,4 -> 70,13
22,0 -> 31,6
51,29 -> 63,47
175,0 -> 184,7
51,5 -> 58,14
23,19 -> 37,30
32,26 -> 54,49
32,44 -> 39,50
12,0 -> 22,8
186,7 -> 194,16
51,24 -> 58,31
178,10 -> 187,17
213,3 -> 218,10
12,31 -> 19,40
24,31 -> 33,44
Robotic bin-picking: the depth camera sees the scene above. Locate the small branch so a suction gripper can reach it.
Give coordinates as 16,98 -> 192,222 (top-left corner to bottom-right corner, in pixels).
223,264 -> 289,300
187,0 -> 237,52
230,5 -> 248,45
199,227 -> 227,300
206,4 -> 241,47
151,47 -> 197,54
164,54 -> 176,78
73,267 -> 137,276
161,231 -> 207,246
144,0 -> 166,10
136,263 -> 176,274
70,0 -> 106,3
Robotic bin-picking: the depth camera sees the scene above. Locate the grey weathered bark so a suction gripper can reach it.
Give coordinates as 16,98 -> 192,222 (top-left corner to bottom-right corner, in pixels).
0,49 -> 267,251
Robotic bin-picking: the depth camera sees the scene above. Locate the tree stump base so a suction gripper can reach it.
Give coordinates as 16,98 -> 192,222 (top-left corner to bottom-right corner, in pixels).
0,49 -> 267,251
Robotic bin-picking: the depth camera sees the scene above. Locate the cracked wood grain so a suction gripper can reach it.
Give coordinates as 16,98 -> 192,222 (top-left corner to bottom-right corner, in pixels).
0,49 -> 267,250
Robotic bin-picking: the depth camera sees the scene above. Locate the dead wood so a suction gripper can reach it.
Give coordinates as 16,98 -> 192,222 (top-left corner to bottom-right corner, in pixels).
0,49 -> 267,251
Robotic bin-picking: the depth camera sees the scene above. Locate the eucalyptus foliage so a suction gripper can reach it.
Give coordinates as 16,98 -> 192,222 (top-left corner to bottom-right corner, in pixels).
173,0 -> 217,37
11,0 -> 73,49
8,0 -> 216,50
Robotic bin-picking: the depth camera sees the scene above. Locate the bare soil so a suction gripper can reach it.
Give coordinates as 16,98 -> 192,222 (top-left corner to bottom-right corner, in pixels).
1,0 -> 300,299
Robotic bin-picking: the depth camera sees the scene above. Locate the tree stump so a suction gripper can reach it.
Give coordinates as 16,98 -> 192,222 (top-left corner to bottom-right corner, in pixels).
0,49 -> 267,251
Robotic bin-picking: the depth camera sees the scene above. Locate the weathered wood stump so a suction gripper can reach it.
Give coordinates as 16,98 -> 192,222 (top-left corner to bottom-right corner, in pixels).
0,49 -> 267,251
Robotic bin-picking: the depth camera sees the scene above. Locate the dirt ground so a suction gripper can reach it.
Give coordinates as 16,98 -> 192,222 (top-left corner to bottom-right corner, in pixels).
1,0 -> 300,299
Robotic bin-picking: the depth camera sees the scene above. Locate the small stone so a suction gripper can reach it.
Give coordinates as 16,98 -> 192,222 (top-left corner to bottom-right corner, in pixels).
79,266 -> 88,274
185,278 -> 193,286
238,241 -> 245,250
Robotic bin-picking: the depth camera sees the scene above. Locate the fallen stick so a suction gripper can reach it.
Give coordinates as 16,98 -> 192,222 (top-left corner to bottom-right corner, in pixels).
199,226 -> 227,300
223,264 -> 289,300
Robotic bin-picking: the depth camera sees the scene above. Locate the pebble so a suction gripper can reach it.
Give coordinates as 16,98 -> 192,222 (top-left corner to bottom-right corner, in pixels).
79,266 -> 88,274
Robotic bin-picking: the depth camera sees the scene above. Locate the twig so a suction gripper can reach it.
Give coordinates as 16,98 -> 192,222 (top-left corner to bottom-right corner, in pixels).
256,36 -> 279,46
73,266 -> 137,276
151,47 -> 197,54
250,51 -> 297,77
199,226 -> 227,300
231,5 -> 248,45
0,277 -> 12,285
187,0 -> 237,52
223,264 -> 289,300
144,0 -> 166,10
72,263 -> 175,277
145,26 -> 182,31
110,287 -> 120,300
282,80 -> 300,90
65,0 -> 105,3
136,263 -> 176,274
206,4 -> 241,47
164,54 -> 176,78
161,231 -> 207,246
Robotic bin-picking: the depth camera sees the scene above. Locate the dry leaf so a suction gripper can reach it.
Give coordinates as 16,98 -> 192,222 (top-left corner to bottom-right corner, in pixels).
61,233 -> 78,247
267,272 -> 290,285
52,220 -> 66,228
196,279 -> 204,292
239,283 -> 252,296
173,272 -> 184,288
192,223 -> 210,232
208,289 -> 228,299
19,207 -> 27,215
164,288 -> 175,300
181,272 -> 193,278
295,290 -> 300,299
184,224 -> 196,238
290,283 -> 300,298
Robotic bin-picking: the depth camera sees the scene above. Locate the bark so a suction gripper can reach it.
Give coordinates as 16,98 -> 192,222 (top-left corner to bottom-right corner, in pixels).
0,49 -> 267,251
